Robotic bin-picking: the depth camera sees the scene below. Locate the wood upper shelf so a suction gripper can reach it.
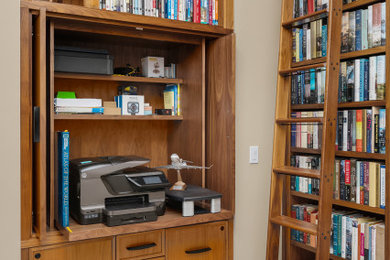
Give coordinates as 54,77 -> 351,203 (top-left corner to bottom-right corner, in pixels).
282,9 -> 328,28
340,46 -> 386,60
21,0 -> 232,37
55,72 -> 184,84
291,57 -> 327,69
291,100 -> 386,111
290,147 -> 386,161
343,0 -> 384,12
54,114 -> 184,120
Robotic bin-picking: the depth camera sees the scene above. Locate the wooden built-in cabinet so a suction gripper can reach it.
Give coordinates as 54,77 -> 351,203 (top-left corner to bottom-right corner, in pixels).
20,0 -> 235,259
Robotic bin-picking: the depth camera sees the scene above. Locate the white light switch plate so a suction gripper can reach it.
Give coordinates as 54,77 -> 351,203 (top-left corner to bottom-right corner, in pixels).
249,146 -> 259,164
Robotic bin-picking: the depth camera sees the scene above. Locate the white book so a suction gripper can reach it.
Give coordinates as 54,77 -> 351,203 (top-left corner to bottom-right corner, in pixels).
362,9 -> 368,50
369,56 -> 377,100
380,166 -> 385,208
313,112 -> 319,149
352,221 -> 358,260
301,112 -> 308,148
307,29 -> 311,60
55,107 -> 104,114
316,70 -> 321,103
372,225 -> 377,260
54,98 -> 102,108
354,59 -> 360,102
376,55 -> 386,100
368,5 -> 373,48
382,2 -> 386,45
343,110 -> 348,151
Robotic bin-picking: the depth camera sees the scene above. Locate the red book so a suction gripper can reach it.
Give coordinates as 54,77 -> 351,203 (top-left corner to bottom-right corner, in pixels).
193,0 -> 201,23
345,159 -> 351,185
356,110 -> 363,152
308,0 -> 314,14
209,0 -> 213,25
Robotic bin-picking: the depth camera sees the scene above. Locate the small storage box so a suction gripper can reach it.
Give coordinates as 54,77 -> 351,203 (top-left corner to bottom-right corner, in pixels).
54,46 -> 114,75
141,56 -> 164,78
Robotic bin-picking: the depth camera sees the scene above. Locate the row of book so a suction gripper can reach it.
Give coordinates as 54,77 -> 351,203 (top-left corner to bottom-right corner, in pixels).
331,210 -> 384,259
291,111 -> 323,149
291,204 -> 318,247
100,0 -> 218,25
341,3 -> 386,54
336,108 -> 386,154
54,98 -> 104,114
291,68 -> 326,105
339,55 -> 386,103
333,159 -> 385,209
292,0 -> 328,19
163,84 -> 181,115
290,155 -> 321,195
292,19 -> 328,63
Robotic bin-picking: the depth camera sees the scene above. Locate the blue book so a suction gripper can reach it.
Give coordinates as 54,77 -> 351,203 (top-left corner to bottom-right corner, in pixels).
360,162 -> 364,203
291,112 -> 296,147
58,131 -> 70,228
310,69 -> 315,102
296,176 -> 300,192
165,84 -> 178,115
332,213 -> 338,255
380,164 -> 386,209
363,59 -> 369,101
346,216 -> 352,259
355,10 -> 362,51
321,25 -> 327,57
299,29 -> 303,61
359,59 -> 365,101
174,0 -> 178,20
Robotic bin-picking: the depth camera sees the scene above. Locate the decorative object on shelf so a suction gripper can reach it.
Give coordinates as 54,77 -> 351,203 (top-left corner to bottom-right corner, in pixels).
114,65 -> 142,77
141,56 -> 165,78
118,85 -> 138,95
156,153 -> 212,191
69,156 -> 170,226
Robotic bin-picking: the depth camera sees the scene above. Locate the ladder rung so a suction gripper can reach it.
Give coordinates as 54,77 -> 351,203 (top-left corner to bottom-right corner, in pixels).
275,118 -> 323,124
270,215 -> 317,235
273,166 -> 320,179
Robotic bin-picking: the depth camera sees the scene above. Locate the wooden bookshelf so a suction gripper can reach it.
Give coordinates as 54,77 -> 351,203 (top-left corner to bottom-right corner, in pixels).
55,72 -> 184,84
282,9 -> 328,28
54,114 -> 184,120
340,45 -> 386,60
267,0 -> 390,259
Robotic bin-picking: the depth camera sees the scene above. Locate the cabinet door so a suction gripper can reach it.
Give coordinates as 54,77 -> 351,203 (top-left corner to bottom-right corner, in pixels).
166,221 -> 227,260
29,237 -> 113,260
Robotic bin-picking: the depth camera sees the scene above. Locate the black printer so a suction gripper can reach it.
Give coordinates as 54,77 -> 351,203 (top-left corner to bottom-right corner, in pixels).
69,156 -> 170,226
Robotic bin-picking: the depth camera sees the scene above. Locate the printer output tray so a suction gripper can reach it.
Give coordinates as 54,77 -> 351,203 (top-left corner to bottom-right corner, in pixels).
103,202 -> 157,227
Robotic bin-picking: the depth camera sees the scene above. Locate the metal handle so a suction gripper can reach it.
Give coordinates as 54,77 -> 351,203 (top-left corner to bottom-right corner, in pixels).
185,247 -> 212,254
33,106 -> 40,143
126,242 -> 157,251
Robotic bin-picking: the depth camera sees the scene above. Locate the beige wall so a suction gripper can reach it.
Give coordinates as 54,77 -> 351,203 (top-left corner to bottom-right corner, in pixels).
0,0 -> 20,260
234,0 -> 281,259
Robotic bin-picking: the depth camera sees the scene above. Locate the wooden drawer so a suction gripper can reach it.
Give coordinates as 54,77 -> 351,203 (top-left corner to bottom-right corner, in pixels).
29,237 -> 113,260
116,230 -> 165,260
166,221 -> 227,260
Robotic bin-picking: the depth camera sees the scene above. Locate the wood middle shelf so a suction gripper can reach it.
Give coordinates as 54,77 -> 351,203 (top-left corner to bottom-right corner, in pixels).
343,0 -> 385,11
291,100 -> 386,111
54,114 -> 184,120
290,147 -> 386,160
290,191 -> 385,215
282,9 -> 328,28
340,46 -> 386,60
55,72 -> 184,84
290,57 -> 327,69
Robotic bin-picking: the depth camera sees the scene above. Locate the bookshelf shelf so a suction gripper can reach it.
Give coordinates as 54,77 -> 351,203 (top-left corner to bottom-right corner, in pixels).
334,150 -> 386,160
291,190 -> 320,201
332,199 -> 386,215
282,9 -> 328,28
343,0 -> 384,11
273,166 -> 321,179
340,46 -> 386,60
290,241 -> 343,260
55,72 -> 184,84
54,114 -> 184,120
290,147 -> 321,155
290,57 -> 327,68
338,100 -> 387,108
291,104 -> 324,111
276,117 -> 323,124
279,63 -> 326,76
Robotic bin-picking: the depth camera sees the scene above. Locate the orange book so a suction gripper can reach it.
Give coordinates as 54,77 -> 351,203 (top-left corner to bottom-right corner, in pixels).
356,110 -> 363,152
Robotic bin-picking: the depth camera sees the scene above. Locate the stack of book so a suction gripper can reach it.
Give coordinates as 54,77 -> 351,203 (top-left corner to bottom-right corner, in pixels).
54,98 -> 104,114
331,210 -> 384,259
292,18 -> 328,63
291,204 -> 319,247
292,0 -> 329,18
290,155 -> 321,195
163,84 -> 181,116
100,0 -> 219,25
291,68 -> 326,105
291,111 -> 323,149
339,55 -> 386,102
336,108 -> 386,153
333,159 -> 385,208
341,3 -> 386,53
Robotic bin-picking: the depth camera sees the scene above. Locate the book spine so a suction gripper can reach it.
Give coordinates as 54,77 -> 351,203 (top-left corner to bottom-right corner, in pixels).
341,12 -> 349,53
381,2 -> 386,45
350,159 -> 357,202
349,11 -> 356,52
369,56 -> 377,100
303,25 -> 307,61
366,109 -> 372,153
376,55 -> 385,100
316,19 -> 322,57
356,161 -> 360,204
343,110 -> 348,151
354,59 -> 360,102
345,159 -> 351,201
380,165 -> 385,208
368,5 -> 373,48
359,59 -> 364,101
347,60 -> 355,102
362,9 -> 368,50
369,162 -> 378,207
321,24 -> 327,57
363,59 -> 369,101
379,109 -> 386,154
58,131 -> 70,228
340,160 -> 346,200
355,9 -> 362,51
356,110 -> 363,152
360,161 -> 364,204
363,161 -> 369,205
372,3 -> 382,47
335,160 -> 340,200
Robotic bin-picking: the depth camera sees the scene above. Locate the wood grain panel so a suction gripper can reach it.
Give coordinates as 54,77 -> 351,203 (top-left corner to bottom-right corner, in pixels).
167,44 -> 204,187
29,237 -> 113,260
20,6 -> 33,241
166,221 -> 227,260
385,1 -> 390,259
22,248 -> 29,260
33,7 -> 47,238
205,34 -> 235,211
49,21 -> 55,229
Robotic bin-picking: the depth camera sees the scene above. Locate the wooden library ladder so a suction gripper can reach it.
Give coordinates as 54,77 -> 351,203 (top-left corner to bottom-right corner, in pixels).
266,0 -> 342,259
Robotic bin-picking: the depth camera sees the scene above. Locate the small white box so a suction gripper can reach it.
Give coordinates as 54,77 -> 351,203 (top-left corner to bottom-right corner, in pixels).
141,56 -> 164,78
121,95 -> 144,115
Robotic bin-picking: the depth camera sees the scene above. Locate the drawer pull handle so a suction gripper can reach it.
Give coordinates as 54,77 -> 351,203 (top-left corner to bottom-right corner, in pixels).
126,242 -> 157,251
185,247 -> 212,254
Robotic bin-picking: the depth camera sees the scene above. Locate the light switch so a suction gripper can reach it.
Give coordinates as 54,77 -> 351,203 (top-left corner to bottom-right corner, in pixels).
249,146 -> 259,164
